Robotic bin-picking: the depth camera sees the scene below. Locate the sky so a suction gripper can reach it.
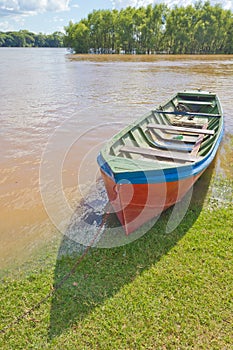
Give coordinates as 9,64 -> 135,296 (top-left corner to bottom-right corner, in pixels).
0,0 -> 233,34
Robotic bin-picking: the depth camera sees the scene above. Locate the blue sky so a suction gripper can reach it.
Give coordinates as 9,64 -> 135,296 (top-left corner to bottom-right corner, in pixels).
0,0 -> 232,34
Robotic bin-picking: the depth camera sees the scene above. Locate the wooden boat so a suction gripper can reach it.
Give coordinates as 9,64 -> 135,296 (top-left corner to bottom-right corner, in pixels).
97,90 -> 224,234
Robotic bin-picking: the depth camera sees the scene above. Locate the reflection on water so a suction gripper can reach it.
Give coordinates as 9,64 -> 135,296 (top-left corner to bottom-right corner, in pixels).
0,49 -> 233,270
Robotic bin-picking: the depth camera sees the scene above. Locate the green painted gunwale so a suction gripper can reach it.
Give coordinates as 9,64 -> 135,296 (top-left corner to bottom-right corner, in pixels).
99,91 -> 223,174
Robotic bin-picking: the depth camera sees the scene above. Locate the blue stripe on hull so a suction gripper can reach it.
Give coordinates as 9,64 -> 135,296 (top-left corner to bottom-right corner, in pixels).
97,126 -> 224,185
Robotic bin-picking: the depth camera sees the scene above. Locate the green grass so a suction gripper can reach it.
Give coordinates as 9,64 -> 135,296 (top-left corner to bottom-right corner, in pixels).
0,172 -> 232,349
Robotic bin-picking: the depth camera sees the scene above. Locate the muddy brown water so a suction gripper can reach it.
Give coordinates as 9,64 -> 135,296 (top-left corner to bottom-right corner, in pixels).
0,49 -> 233,270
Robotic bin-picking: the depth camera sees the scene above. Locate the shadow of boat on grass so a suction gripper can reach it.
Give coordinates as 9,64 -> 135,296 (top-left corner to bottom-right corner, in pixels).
48,162 -> 215,339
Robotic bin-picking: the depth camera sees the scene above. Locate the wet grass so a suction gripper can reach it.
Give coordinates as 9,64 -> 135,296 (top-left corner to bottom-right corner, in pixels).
0,208 -> 232,349
0,174 -> 232,349
1,137 -> 233,349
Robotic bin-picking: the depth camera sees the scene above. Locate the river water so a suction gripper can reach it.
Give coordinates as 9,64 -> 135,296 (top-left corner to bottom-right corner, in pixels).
0,48 -> 233,270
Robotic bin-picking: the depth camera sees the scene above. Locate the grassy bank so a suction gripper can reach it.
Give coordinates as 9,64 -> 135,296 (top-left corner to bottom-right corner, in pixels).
1,208 -> 232,347
1,154 -> 232,348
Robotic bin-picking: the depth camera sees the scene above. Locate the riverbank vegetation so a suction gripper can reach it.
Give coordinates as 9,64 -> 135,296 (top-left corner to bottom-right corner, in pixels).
0,168 -> 232,348
64,1 -> 233,54
0,30 -> 64,48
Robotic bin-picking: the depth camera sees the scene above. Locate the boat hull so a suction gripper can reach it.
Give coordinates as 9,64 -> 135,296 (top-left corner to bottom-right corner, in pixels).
97,90 -> 224,234
100,168 -> 204,235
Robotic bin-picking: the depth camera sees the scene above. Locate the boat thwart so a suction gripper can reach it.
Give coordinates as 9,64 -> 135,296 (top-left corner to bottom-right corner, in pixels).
97,90 -> 224,234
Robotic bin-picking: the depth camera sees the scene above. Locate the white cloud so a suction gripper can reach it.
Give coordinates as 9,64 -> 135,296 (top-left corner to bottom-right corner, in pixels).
53,15 -> 65,22
0,19 -> 11,30
0,12 -> 25,30
0,0 -> 70,16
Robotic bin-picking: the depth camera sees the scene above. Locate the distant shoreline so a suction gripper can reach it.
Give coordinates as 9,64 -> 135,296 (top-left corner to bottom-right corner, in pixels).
69,53 -> 233,62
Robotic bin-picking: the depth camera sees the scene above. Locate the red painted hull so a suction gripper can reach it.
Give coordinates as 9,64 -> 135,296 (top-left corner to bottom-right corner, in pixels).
100,169 -> 203,235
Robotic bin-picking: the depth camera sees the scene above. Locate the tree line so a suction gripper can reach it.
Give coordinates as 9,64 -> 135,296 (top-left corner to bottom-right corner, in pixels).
64,1 -> 233,54
0,30 -> 64,48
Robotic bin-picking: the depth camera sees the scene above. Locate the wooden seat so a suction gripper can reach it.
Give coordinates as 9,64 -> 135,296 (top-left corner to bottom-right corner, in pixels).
178,100 -> 214,106
147,126 -> 197,143
147,123 -> 214,135
154,110 -> 221,118
138,126 -> 194,152
145,130 -> 194,152
120,145 -> 201,162
148,137 -> 193,152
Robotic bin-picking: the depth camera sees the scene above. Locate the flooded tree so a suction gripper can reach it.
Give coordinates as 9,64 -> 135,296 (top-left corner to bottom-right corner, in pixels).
64,1 -> 233,54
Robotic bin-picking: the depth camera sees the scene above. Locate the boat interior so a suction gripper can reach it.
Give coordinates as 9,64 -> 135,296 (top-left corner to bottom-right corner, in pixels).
108,92 -> 221,166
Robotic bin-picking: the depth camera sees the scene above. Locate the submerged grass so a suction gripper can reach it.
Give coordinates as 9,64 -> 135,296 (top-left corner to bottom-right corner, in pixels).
0,153 -> 232,349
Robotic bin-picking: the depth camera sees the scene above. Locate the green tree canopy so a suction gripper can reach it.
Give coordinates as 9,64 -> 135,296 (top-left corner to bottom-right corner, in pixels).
64,1 -> 233,54
0,30 -> 64,48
